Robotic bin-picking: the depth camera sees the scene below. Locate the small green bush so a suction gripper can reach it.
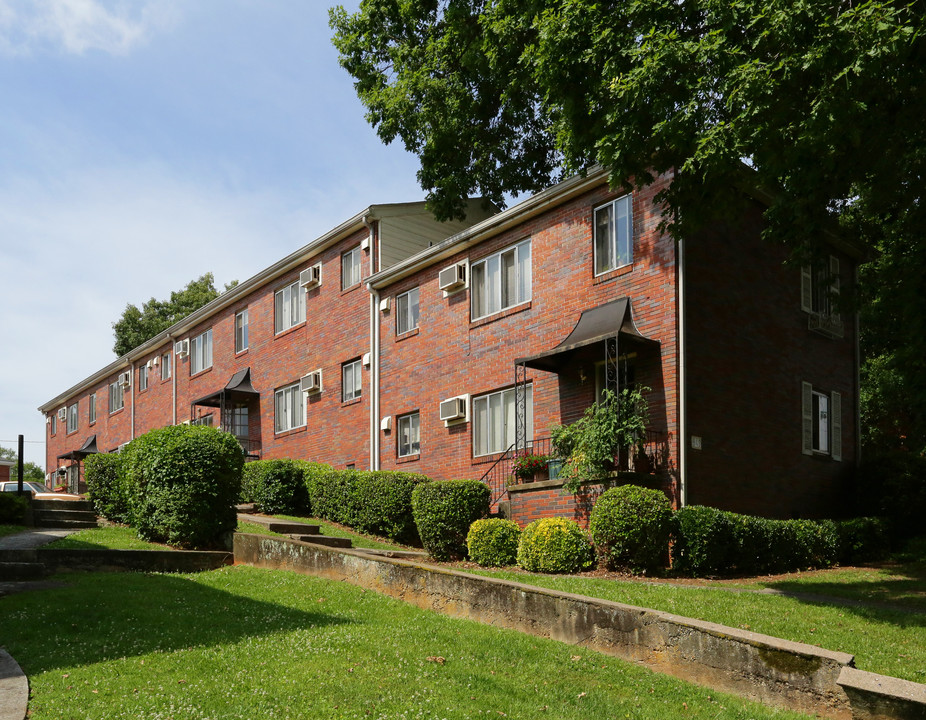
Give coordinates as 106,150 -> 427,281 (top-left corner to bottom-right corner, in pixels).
467,518 -> 521,566
0,492 -> 27,524
857,452 -> 926,542
673,505 -> 737,576
833,516 -> 891,564
241,459 -> 310,515
412,480 -> 489,560
85,452 -> 129,524
517,517 -> 594,573
122,425 -> 243,549
589,485 -> 674,573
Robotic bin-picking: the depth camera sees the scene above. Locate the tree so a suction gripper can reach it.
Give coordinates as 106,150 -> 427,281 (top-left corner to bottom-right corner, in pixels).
0,446 -> 45,480
112,273 -> 231,357
331,0 -> 926,454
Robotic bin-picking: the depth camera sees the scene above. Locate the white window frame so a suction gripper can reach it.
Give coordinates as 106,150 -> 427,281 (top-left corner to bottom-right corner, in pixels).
801,255 -> 841,316
396,287 -> 420,335
138,364 -> 148,392
88,393 -> 97,425
472,385 -> 533,457
235,308 -> 249,353
594,194 -> 633,276
471,239 -> 531,321
342,358 -> 362,403
341,245 -> 363,289
397,412 -> 420,457
274,280 -> 305,334
274,382 -> 305,434
49,414 -> 57,435
801,381 -> 842,461
66,403 -> 78,434
161,352 -> 171,381
109,381 -> 124,413
191,414 -> 214,427
190,329 -> 213,375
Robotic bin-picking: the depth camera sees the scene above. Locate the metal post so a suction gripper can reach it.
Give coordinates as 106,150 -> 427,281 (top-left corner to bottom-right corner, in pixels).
17,434 -> 23,494
605,335 -> 619,397
514,362 -> 528,454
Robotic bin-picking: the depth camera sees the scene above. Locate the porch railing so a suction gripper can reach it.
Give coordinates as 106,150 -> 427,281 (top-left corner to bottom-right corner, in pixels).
238,438 -> 261,460
480,430 -> 670,509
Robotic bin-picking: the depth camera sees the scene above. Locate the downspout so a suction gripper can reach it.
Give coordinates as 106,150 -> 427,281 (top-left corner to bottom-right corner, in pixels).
363,215 -> 380,471
168,336 -> 177,426
677,233 -> 688,508
854,266 -> 862,466
129,361 -> 136,440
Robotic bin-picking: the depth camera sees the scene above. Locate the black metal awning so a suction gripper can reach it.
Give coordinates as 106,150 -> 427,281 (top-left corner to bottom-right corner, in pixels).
57,434 -> 100,461
515,298 -> 658,372
192,367 -> 260,408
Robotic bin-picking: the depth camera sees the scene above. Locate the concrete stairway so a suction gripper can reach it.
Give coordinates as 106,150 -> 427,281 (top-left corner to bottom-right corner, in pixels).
31,499 -> 98,529
239,515 -> 353,548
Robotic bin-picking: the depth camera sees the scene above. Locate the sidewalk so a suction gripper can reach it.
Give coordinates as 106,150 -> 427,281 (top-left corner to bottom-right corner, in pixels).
0,528 -> 77,550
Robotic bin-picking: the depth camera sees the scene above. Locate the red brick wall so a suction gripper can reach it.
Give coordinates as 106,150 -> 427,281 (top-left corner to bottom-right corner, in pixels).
377,176 -> 681,502
684,200 -> 857,518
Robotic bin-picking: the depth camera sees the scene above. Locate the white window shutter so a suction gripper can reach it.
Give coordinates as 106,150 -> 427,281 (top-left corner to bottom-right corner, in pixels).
800,265 -> 813,313
801,382 -> 814,455
829,255 -> 841,302
831,391 -> 842,461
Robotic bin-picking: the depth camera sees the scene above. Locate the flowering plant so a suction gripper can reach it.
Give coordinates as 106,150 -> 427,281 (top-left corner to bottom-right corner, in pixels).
512,453 -> 550,480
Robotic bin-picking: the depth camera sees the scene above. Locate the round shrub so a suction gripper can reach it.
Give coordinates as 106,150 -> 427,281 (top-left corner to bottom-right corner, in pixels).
834,516 -> 891,564
517,517 -> 594,573
467,518 -> 521,566
673,505 -> 736,576
241,458 -> 310,515
122,425 -> 244,549
84,452 -> 130,524
411,480 -> 489,560
589,485 -> 674,573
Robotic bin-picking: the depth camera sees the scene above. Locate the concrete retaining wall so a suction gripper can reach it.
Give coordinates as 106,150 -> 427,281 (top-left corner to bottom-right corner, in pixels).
234,533 -> 926,720
29,548 -> 233,573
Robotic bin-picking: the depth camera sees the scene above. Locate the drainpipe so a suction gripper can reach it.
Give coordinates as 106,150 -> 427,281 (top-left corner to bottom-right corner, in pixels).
363,215 -> 380,470
168,335 -> 177,426
129,361 -> 136,440
854,266 -> 862,466
677,234 -> 688,508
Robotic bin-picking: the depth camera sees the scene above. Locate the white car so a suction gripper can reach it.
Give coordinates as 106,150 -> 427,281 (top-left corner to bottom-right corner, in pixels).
0,481 -> 82,500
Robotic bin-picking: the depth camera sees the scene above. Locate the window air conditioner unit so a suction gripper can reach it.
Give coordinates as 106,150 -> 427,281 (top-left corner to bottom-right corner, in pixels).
300,263 -> 322,288
808,312 -> 844,339
174,339 -> 189,357
57,408 -> 67,421
300,370 -> 322,394
118,372 -> 131,388
438,262 -> 467,293
439,395 -> 468,423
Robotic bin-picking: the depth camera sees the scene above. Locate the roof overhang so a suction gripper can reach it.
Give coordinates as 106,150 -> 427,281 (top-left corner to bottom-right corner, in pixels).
57,434 -> 100,461
515,298 -> 658,373
192,367 -> 260,408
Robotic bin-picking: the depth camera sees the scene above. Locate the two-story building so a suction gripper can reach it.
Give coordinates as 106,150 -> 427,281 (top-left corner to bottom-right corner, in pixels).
40,168 -> 860,522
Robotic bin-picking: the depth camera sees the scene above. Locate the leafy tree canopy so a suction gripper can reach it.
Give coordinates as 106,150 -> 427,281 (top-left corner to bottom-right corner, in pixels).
112,273 -> 235,357
0,447 -> 45,480
331,0 -> 926,453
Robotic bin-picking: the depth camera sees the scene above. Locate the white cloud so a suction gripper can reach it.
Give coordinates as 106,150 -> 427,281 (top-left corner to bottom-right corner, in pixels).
0,0 -> 174,55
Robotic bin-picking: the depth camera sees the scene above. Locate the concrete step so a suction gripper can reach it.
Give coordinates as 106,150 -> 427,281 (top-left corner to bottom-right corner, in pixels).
34,508 -> 96,522
0,562 -> 47,580
33,518 -> 98,529
289,534 -> 352,548
265,521 -> 321,535
32,499 -> 94,512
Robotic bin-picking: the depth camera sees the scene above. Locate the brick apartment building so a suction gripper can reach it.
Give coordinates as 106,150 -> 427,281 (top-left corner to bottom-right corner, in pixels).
39,168 -> 860,523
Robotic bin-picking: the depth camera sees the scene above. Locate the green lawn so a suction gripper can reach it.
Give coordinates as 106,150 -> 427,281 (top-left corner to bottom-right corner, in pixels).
0,523 -> 25,538
461,561 -> 926,684
42,525 -> 171,551
0,566 -> 811,720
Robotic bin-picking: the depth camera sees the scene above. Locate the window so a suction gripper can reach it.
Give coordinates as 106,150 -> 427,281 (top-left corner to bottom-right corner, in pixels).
341,245 -> 362,289
89,393 -> 97,425
138,364 -> 148,392
190,329 -> 213,375
231,406 -> 248,438
161,352 -> 171,381
49,414 -> 56,435
473,385 -> 533,457
397,412 -> 420,457
274,382 -> 305,433
109,381 -> 124,413
235,309 -> 249,353
801,382 -> 842,460
396,287 -> 420,335
594,194 -> 632,275
67,403 -> 78,434
594,355 -> 637,403
342,358 -> 362,402
471,240 -> 531,320
274,281 -> 305,334
191,414 -> 214,427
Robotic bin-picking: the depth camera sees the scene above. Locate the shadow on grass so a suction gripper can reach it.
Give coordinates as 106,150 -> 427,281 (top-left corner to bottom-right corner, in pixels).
0,570 -> 350,673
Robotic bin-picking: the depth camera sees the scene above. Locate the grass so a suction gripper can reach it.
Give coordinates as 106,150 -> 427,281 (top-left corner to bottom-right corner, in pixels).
43,525 -> 171,551
0,523 -> 25,538
460,559 -> 926,684
0,566 -> 812,720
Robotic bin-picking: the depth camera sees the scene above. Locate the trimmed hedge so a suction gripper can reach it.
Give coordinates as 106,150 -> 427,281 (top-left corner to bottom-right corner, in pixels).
467,518 -> 521,567
241,458 -> 311,515
833,516 -> 891,564
85,452 -> 130,524
122,425 -> 244,549
589,485 -> 674,573
857,452 -> 926,542
307,467 -> 428,543
673,505 -> 737,576
517,517 -> 594,574
0,492 -> 27,524
412,480 -> 489,560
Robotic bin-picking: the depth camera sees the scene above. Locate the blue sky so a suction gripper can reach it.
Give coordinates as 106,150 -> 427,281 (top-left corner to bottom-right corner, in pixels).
0,1 -> 425,466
